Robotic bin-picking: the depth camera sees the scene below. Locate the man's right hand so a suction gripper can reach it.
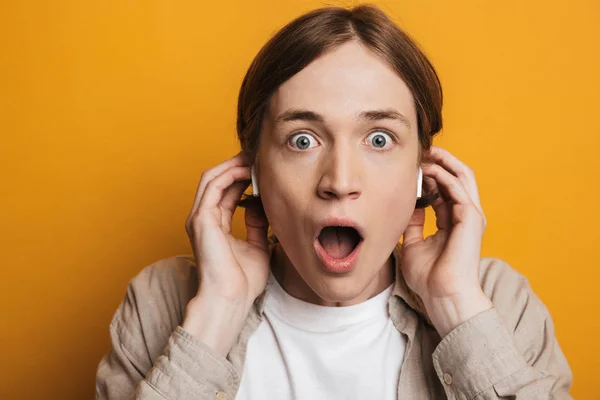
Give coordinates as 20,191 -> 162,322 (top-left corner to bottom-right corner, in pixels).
182,152 -> 270,356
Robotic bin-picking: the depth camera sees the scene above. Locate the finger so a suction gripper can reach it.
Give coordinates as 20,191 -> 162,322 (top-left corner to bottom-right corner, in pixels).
198,166 -> 251,213
423,163 -> 483,226
402,208 -> 425,246
190,152 -> 247,215
426,146 -> 487,227
218,179 -> 251,232
220,179 -> 251,215
422,163 -> 472,205
245,204 -> 269,251
425,176 -> 452,230
426,146 -> 482,208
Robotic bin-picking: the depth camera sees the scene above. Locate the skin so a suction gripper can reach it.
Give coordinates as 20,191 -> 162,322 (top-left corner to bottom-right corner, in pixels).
183,40 -> 493,357
257,40 -> 420,306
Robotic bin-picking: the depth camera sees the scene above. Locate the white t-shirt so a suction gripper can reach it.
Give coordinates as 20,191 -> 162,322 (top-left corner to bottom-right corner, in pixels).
235,271 -> 407,400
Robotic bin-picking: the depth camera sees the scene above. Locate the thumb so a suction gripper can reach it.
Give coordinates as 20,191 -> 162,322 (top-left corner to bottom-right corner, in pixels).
245,203 -> 269,251
402,208 -> 425,247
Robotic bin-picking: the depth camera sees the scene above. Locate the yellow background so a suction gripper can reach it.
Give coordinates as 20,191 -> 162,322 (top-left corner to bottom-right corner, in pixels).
1,1 -> 598,398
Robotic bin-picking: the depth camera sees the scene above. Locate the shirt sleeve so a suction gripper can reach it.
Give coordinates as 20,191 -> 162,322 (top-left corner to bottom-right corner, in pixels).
430,259 -> 573,400
95,258 -> 241,400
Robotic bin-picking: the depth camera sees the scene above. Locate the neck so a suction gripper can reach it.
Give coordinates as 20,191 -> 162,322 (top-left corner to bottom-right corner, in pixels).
270,244 -> 395,307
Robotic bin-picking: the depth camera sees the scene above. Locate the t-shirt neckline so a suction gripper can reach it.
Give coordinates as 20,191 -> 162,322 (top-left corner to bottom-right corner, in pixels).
265,270 -> 394,332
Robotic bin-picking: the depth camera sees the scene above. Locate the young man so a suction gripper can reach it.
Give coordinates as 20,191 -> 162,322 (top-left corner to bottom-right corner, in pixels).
96,5 -> 573,399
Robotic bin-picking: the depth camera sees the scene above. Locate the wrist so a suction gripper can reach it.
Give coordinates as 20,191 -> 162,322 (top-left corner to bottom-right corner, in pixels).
424,288 -> 493,338
182,295 -> 251,357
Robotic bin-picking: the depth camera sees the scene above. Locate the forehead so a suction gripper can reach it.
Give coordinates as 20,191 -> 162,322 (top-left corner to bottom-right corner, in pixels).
268,41 -> 417,126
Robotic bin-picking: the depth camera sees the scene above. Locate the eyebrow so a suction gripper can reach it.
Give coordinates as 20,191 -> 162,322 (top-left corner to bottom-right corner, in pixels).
274,108 -> 412,130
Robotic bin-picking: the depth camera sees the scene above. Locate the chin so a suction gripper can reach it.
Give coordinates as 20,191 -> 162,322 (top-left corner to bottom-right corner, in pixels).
307,260 -> 380,305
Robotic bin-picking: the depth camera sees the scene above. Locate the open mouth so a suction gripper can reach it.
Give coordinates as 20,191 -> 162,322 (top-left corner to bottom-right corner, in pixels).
317,226 -> 363,259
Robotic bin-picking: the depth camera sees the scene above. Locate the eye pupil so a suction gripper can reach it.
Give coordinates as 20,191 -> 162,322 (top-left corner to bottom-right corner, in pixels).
372,134 -> 386,148
296,136 -> 310,149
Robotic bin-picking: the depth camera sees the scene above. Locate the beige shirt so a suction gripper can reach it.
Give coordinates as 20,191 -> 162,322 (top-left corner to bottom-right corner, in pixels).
95,243 -> 573,400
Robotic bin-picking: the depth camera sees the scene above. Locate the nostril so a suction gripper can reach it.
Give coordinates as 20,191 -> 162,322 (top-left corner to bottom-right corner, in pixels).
318,189 -> 361,200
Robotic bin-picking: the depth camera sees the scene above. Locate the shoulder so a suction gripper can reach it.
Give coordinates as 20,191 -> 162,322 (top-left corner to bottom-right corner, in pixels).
478,257 -> 549,322
111,255 -> 199,366
478,257 -> 552,351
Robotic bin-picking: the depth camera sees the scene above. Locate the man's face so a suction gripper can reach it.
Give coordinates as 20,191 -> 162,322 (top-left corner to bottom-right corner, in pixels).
257,40 -> 420,305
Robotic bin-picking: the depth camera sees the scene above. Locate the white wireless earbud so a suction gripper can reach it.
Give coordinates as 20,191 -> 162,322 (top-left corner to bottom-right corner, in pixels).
416,167 -> 423,199
251,165 -> 260,196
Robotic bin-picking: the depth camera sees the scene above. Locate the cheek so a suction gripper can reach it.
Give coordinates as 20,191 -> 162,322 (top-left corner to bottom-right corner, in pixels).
259,171 -> 309,237
372,176 -> 417,234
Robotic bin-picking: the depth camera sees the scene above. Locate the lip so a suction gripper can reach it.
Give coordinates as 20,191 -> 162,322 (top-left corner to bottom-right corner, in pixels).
313,216 -> 364,274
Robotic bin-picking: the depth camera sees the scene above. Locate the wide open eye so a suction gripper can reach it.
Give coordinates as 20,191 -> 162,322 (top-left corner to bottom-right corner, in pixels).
288,133 -> 318,150
365,131 -> 393,150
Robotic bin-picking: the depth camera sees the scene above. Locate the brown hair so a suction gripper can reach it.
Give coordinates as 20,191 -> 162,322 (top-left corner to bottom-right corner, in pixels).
237,3 -> 442,210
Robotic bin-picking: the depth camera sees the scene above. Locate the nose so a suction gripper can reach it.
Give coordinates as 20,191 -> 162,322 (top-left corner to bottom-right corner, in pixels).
316,145 -> 362,201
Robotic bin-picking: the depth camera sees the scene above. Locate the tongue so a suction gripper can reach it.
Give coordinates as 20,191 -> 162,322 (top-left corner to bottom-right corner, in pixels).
318,227 -> 358,259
